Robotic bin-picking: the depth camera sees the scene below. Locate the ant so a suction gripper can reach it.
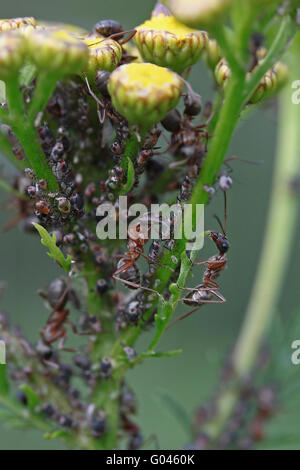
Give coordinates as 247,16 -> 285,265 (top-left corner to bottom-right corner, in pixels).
170,194 -> 229,327
39,279 -> 89,350
113,215 -> 172,298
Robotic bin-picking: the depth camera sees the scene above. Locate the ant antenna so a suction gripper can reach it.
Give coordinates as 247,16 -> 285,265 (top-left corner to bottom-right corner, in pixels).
213,191 -> 227,236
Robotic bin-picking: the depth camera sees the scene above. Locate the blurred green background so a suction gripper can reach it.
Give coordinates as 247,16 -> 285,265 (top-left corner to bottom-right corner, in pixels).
0,0 -> 300,450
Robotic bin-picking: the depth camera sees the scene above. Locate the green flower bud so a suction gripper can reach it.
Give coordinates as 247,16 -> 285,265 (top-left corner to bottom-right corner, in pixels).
161,0 -> 232,30
273,61 -> 289,91
0,31 -> 26,79
108,63 -> 183,131
135,13 -> 208,73
249,68 -> 277,104
205,38 -> 222,71
27,29 -> 88,75
0,17 -> 36,32
215,58 -> 231,87
83,36 -> 122,74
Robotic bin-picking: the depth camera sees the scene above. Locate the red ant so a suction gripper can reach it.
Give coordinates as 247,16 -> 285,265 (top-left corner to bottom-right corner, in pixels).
39,279 -> 90,350
113,215 -> 172,298
170,194 -> 229,327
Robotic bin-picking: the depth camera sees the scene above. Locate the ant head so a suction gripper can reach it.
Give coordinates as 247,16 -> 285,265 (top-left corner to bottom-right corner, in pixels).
210,231 -> 229,254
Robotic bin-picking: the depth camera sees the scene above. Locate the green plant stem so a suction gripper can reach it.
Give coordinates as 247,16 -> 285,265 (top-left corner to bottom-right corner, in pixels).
203,34 -> 300,442
28,72 -> 59,123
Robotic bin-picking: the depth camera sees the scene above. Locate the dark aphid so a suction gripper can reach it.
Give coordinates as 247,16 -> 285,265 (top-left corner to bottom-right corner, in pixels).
100,357 -> 112,379
161,109 -> 181,133
70,192 -> 84,212
50,141 -> 65,162
38,124 -> 54,155
59,415 -> 76,429
42,403 -> 57,418
74,354 -> 91,370
36,340 -> 53,360
27,185 -> 37,198
95,70 -> 111,97
111,140 -> 123,155
148,240 -> 161,264
145,159 -> 164,181
95,279 -> 110,295
91,414 -> 107,438
16,389 -> 28,406
184,92 -> 202,116
38,179 -> 47,191
93,19 -> 124,37
125,300 -> 141,324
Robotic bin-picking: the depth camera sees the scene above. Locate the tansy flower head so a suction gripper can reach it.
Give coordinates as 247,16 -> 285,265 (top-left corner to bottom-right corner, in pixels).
83,36 -> 122,75
0,17 -> 36,33
26,29 -> 88,75
135,12 -> 208,73
108,62 -> 183,131
0,31 -> 26,79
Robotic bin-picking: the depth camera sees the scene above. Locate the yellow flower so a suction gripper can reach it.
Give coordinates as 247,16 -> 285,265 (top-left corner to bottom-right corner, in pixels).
135,13 -> 208,73
0,17 -> 36,32
108,62 -> 183,130
83,36 -> 122,75
26,29 -> 88,75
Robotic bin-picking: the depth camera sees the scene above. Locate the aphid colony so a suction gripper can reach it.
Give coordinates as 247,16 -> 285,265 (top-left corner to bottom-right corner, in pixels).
0,15 -> 236,449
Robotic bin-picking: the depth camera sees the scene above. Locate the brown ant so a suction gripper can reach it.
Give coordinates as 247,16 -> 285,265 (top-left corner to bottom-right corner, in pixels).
113,215 -> 172,298
170,194 -> 229,327
39,279 -> 89,350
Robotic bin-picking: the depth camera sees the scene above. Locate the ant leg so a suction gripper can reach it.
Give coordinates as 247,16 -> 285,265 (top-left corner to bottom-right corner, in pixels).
138,252 -> 175,272
83,73 -> 106,124
113,275 -> 165,302
109,29 -> 136,45
58,330 -> 77,352
167,306 -> 202,329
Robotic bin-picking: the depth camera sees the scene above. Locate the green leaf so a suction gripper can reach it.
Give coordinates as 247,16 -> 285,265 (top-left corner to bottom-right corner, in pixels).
156,389 -> 192,438
33,223 -> 72,272
19,384 -> 40,412
121,156 -> 135,194
44,430 -> 70,440
143,349 -> 182,359
0,365 -> 9,396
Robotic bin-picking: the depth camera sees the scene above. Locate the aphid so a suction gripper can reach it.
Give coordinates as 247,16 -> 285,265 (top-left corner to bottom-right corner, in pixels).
219,172 -> 233,192
35,200 -> 52,215
95,278 -> 110,295
74,354 -> 91,370
90,413 -> 107,438
125,300 -> 142,324
57,197 -> 71,214
95,70 -> 111,97
100,357 -> 112,379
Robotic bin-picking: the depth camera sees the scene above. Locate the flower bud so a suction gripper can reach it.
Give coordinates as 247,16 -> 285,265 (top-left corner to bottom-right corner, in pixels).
215,58 -> 231,87
135,13 -> 208,73
273,61 -> 289,91
0,17 -> 36,32
0,31 -> 26,79
249,68 -> 277,104
27,29 -> 88,75
205,38 -> 222,71
161,0 -> 232,30
108,62 -> 183,131
83,36 -> 122,74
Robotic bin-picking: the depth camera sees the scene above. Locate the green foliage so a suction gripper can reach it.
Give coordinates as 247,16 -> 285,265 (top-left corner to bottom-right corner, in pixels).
0,365 -> 9,396
19,385 -> 40,412
33,223 -> 72,272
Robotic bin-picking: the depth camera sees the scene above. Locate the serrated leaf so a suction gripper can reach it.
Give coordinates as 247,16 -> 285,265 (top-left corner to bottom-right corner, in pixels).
44,430 -> 70,440
19,384 -> 40,412
33,223 -> 72,272
121,157 -> 135,194
0,365 -> 9,396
